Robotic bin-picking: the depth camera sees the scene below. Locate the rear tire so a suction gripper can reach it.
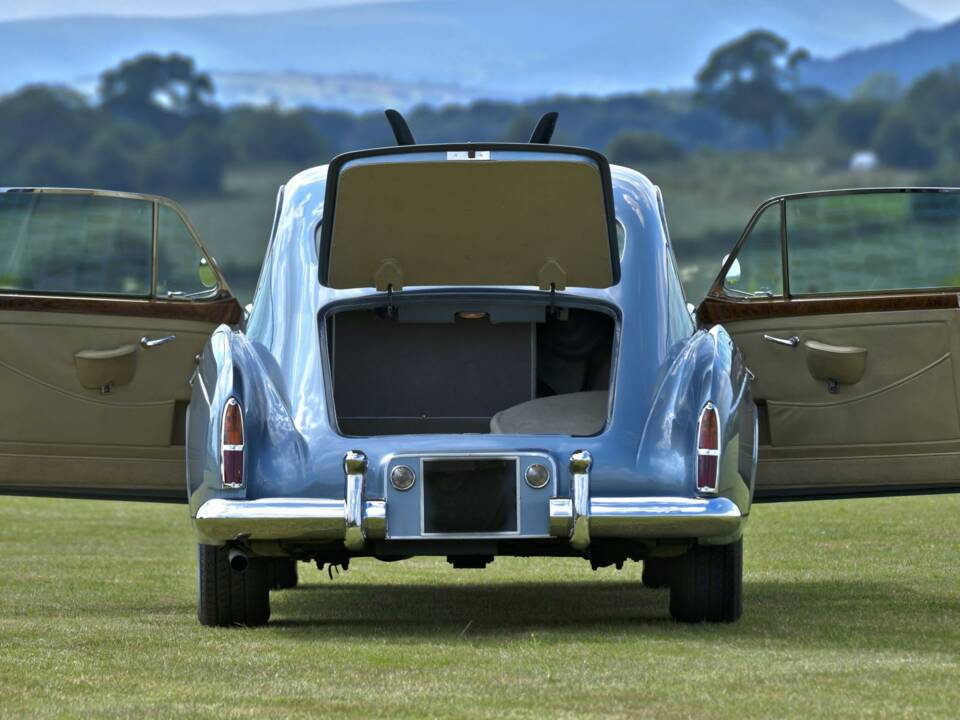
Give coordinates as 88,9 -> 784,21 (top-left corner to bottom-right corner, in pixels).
669,538 -> 742,623
197,545 -> 271,627
269,558 -> 299,590
642,558 -> 673,589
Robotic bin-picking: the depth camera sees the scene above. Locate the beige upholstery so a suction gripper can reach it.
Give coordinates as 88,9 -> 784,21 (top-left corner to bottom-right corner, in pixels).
722,308 -> 960,493
490,391 -> 608,436
0,310 -> 217,495
327,159 -> 614,290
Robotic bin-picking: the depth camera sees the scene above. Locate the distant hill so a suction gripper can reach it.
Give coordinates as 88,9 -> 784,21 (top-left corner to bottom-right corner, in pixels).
0,0 -> 933,107
210,72 -> 482,112
802,18 -> 960,95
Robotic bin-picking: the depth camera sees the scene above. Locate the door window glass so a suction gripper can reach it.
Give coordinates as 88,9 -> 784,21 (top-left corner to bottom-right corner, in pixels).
156,205 -> 217,298
0,192 -> 152,296
723,202 -> 783,297
787,191 -> 960,295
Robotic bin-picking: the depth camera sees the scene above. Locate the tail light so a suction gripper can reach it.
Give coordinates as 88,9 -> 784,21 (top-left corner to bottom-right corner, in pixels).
221,397 -> 244,489
696,402 -> 720,494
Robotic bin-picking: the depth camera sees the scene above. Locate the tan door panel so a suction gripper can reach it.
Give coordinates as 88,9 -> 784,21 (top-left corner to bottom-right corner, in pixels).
0,310 -> 219,498
721,308 -> 960,495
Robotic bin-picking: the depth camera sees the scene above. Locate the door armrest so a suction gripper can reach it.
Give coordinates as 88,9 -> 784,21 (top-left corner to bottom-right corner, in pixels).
803,340 -> 867,386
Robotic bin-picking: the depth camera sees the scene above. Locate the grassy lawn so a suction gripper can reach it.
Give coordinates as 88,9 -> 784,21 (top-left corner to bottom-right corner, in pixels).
1,495 -> 958,719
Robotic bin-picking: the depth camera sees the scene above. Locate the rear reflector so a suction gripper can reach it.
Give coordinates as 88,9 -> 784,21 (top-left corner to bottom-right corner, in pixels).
696,403 -> 720,494
221,397 -> 244,489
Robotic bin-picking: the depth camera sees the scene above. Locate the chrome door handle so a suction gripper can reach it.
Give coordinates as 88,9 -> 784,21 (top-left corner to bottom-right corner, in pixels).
763,334 -> 800,348
140,335 -> 176,349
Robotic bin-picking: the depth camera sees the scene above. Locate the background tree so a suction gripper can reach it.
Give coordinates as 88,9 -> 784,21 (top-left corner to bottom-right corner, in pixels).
872,110 -> 937,169
224,107 -> 328,164
606,131 -> 685,165
830,98 -> 889,149
503,111 -> 538,143
695,29 -> 810,141
852,73 -> 902,102
902,66 -> 960,136
0,86 -> 100,169
12,146 -> 82,187
943,117 -> 960,163
99,53 -> 218,135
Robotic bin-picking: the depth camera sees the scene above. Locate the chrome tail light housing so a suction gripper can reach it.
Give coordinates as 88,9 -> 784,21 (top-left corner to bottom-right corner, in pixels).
221,397 -> 245,489
696,402 -> 720,494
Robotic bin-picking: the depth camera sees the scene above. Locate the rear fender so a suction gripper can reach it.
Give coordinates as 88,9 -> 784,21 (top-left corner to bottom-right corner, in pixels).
637,326 -> 754,515
188,326 -> 307,515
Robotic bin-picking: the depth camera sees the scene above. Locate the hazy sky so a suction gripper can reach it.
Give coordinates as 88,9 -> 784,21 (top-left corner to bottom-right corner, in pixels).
901,0 -> 960,20
0,0 -> 408,20
0,0 -> 957,21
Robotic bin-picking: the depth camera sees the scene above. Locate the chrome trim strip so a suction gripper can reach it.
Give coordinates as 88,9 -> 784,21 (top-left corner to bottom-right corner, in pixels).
150,201 -> 159,297
569,450 -> 592,550
343,450 -> 368,551
363,499 -> 387,540
548,497 -> 573,537
194,370 -> 211,406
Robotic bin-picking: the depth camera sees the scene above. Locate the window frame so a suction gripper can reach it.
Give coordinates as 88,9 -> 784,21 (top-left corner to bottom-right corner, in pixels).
0,187 -> 225,302
712,187 -> 960,303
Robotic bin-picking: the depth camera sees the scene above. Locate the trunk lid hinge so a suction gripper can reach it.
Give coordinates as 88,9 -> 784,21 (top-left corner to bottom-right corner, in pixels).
375,258 -> 404,318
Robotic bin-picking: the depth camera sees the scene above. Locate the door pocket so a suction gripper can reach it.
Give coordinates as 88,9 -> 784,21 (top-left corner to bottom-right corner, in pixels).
803,340 -> 867,388
74,345 -> 138,391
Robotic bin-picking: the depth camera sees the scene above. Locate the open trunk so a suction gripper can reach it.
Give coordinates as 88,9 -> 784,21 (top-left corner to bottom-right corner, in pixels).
328,303 -> 615,437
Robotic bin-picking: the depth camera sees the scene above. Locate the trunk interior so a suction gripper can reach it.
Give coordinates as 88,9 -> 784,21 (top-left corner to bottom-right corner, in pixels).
328,303 -> 615,437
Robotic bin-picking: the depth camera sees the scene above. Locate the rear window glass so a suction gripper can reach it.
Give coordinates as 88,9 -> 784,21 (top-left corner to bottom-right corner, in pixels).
787,191 -> 960,295
0,193 -> 152,297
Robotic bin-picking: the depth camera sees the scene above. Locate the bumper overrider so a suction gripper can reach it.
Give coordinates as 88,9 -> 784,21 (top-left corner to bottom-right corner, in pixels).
194,450 -> 742,549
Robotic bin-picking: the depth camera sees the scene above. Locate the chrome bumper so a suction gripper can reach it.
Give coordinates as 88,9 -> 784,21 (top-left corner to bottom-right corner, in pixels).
195,450 -> 385,549
547,495 -> 742,548
549,450 -> 741,549
195,449 -> 741,550
194,497 -> 386,545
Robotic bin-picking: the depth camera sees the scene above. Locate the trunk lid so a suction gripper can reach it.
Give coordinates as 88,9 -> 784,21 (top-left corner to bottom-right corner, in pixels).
319,145 -> 620,291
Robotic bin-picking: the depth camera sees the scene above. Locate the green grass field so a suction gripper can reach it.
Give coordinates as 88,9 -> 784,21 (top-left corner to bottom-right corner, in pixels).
1,494 -> 958,719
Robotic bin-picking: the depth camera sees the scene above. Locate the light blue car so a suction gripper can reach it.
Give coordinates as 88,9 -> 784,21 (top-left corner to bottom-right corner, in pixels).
187,123 -> 755,627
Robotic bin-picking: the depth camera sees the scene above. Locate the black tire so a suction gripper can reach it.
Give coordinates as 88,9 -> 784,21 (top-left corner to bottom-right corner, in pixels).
669,538 -> 742,623
269,558 -> 299,590
197,545 -> 271,627
642,557 -> 673,589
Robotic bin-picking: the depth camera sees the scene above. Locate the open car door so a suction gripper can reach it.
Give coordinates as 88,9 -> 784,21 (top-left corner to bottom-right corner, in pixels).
699,187 -> 960,500
0,188 -> 241,502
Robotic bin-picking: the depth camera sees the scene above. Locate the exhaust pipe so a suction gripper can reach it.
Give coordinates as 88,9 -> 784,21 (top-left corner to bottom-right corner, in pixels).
228,548 -> 249,573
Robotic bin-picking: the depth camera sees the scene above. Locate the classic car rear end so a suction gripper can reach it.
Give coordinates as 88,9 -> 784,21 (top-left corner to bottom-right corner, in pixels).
6,118 -> 957,632
187,137 -> 754,627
